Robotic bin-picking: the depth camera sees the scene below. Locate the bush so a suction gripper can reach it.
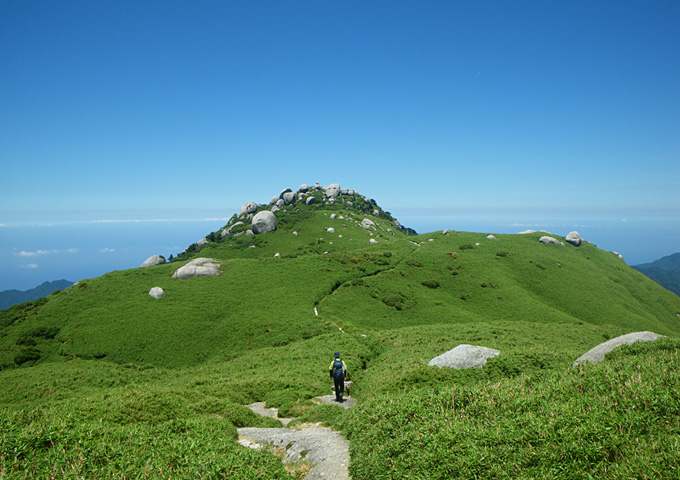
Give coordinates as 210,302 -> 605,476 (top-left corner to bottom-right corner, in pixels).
459,244 -> 475,250
421,280 -> 440,289
14,348 -> 41,365
496,251 -> 510,257
382,295 -> 406,310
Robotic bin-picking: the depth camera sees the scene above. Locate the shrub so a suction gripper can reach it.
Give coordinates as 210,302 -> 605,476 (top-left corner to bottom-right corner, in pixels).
459,244 -> 475,250
382,295 -> 406,310
14,348 -> 41,365
16,336 -> 37,346
30,326 -> 60,339
421,280 -> 440,289
496,251 -> 510,257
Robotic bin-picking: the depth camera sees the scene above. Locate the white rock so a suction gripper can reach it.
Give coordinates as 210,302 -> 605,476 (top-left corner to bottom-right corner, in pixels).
274,253 -> 281,258
327,227 -> 335,233
369,238 -> 378,244
172,258 -> 220,280
518,229 -> 536,234
148,287 -> 165,299
197,237 -> 208,246
486,235 -> 497,240
573,332 -> 664,367
222,221 -> 244,237
325,184 -> 341,199
279,188 -> 292,199
297,184 -> 309,193
539,236 -> 564,246
252,211 -> 277,234
282,191 -> 296,205
140,255 -> 166,268
330,214 -> 337,220
306,196 -> 316,205
240,202 -> 257,215
566,231 -> 582,246
361,218 -> 376,229
292,231 -> 298,236
429,344 -> 500,369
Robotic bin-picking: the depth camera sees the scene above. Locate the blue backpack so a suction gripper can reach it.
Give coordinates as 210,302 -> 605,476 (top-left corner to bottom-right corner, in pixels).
332,360 -> 344,379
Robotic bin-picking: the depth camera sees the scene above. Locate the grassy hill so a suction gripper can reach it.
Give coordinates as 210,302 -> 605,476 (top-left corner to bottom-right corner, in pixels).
0,279 -> 73,311
633,253 -> 680,297
2,185 -> 679,479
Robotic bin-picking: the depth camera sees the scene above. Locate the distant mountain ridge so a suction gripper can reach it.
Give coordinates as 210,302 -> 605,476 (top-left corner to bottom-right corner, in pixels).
0,280 -> 74,311
633,253 -> 680,297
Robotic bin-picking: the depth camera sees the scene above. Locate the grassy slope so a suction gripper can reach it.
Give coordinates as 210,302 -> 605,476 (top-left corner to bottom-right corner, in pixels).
2,192 -> 680,479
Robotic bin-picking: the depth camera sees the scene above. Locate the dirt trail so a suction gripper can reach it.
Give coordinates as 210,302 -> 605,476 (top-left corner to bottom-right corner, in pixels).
238,397 -> 355,479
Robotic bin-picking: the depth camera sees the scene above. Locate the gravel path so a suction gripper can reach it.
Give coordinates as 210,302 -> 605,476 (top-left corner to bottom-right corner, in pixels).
238,397 -> 356,479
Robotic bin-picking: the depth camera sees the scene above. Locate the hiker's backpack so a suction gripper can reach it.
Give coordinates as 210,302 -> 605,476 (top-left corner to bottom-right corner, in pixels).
332,360 -> 344,379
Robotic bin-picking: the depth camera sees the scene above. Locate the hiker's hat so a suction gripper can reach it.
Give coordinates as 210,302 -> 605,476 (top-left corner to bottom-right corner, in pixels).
334,352 -> 340,358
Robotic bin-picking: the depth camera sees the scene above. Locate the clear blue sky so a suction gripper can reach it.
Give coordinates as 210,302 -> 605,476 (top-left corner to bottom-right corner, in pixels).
1,1 -> 679,291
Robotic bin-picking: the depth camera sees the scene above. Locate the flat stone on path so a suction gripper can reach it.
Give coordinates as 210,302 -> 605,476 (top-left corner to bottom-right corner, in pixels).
238,427 -> 350,480
313,395 -> 357,409
245,402 -> 296,427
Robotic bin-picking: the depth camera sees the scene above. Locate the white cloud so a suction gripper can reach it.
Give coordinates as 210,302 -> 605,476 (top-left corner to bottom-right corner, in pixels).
90,217 -> 229,224
99,248 -> 115,253
19,263 -> 39,269
15,248 -> 77,257
17,249 -> 58,257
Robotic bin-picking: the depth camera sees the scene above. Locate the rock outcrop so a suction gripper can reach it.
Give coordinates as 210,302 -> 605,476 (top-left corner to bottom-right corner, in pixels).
252,210 -> 277,234
429,344 -> 500,369
572,331 -> 664,367
140,255 -> 166,268
171,258 -> 220,280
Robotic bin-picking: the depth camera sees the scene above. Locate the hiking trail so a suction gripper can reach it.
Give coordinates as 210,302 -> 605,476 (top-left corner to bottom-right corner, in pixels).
238,396 -> 355,480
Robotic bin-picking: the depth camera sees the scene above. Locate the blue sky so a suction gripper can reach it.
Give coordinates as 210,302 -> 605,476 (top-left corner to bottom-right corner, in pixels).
1,1 -> 679,291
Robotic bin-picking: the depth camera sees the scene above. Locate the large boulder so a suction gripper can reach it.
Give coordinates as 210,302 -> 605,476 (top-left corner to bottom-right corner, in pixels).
240,202 -> 258,215
572,331 -> 664,367
325,184 -> 341,199
566,231 -> 583,246
282,191 -> 296,205
306,196 -> 316,206
297,184 -> 309,193
279,188 -> 293,199
140,255 -> 166,268
252,210 -> 277,234
428,344 -> 500,369
148,286 -> 165,299
172,258 -> 220,280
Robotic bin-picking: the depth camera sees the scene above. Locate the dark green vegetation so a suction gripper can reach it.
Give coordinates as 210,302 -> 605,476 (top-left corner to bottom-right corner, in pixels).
0,279 -> 73,311
634,252 -> 680,297
2,189 -> 680,479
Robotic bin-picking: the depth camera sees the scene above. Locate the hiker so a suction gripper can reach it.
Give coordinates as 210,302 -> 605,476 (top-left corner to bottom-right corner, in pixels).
329,352 -> 347,402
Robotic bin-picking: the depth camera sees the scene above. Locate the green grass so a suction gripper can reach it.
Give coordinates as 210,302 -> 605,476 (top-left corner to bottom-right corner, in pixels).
1,190 -> 680,478
341,338 -> 680,480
